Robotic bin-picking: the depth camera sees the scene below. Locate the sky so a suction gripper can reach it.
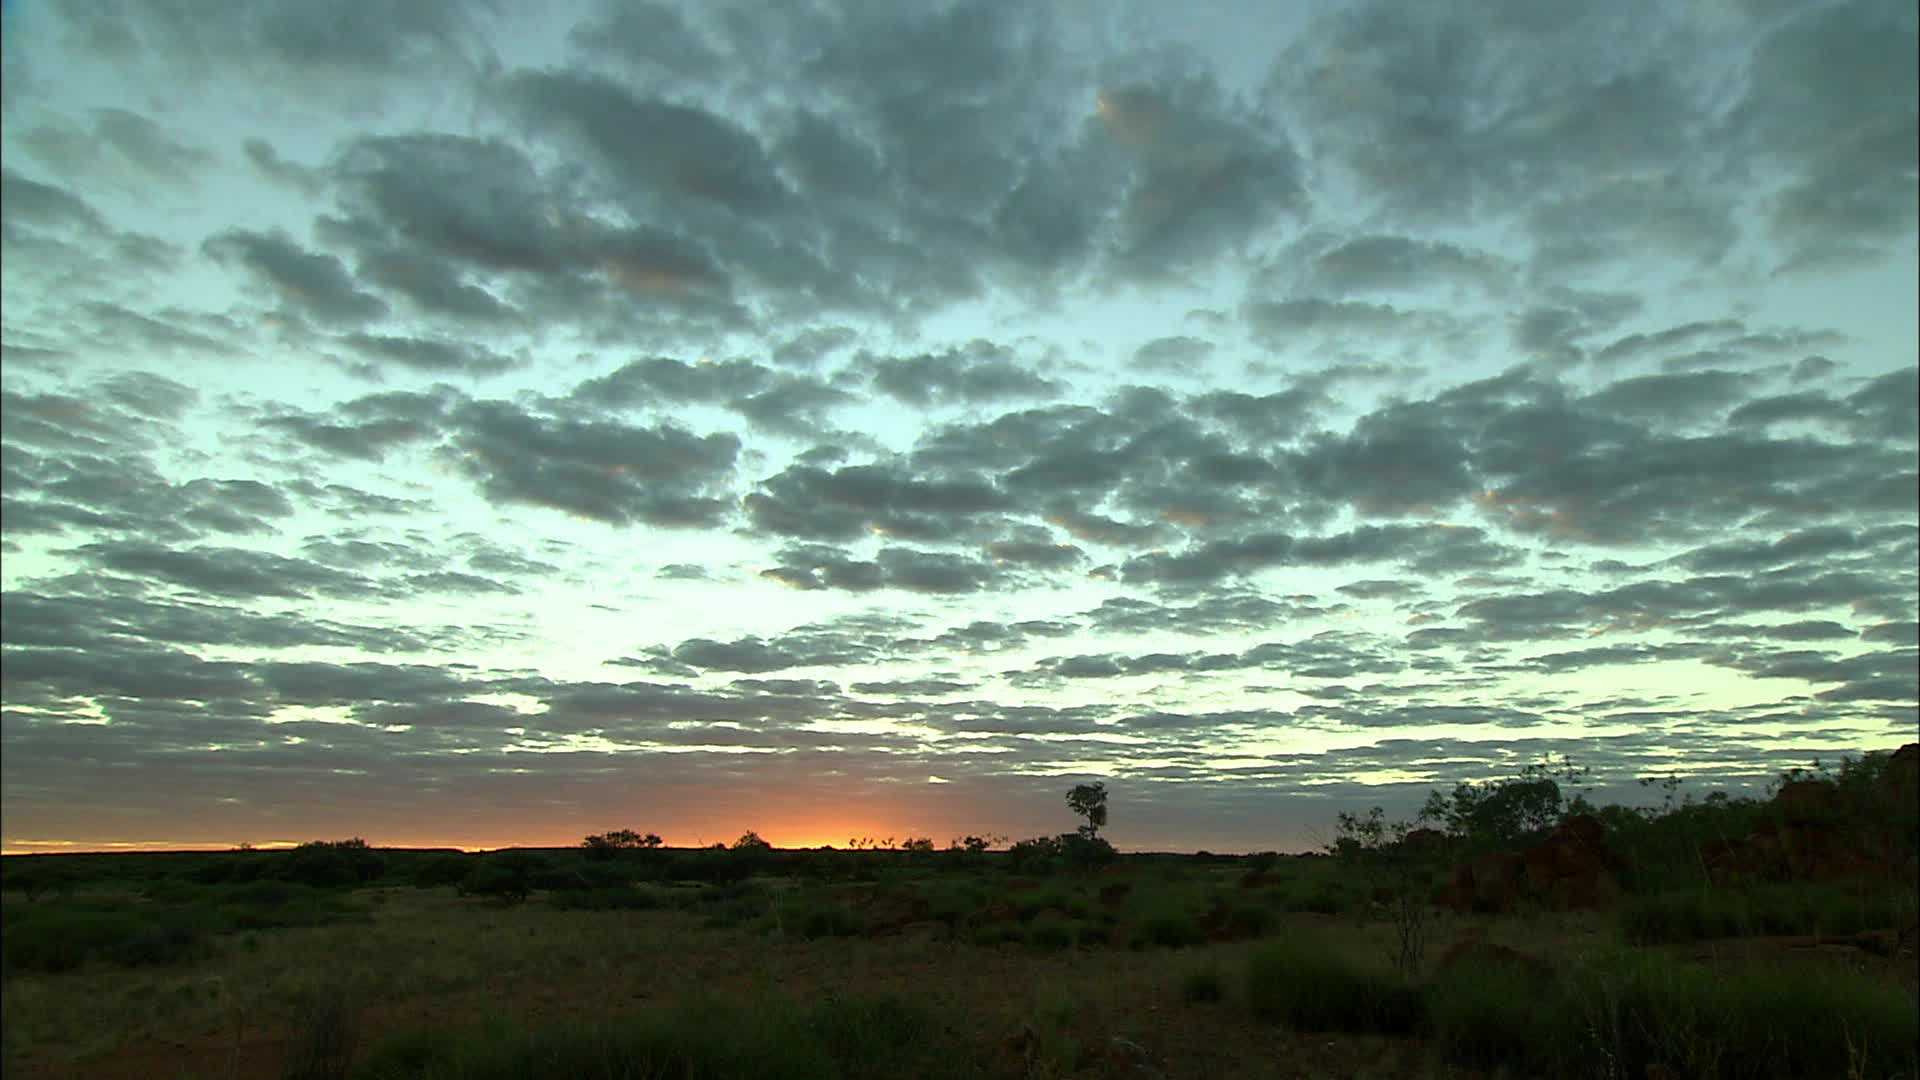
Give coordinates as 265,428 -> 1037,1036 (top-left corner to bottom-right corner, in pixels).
1,0 -> 1915,855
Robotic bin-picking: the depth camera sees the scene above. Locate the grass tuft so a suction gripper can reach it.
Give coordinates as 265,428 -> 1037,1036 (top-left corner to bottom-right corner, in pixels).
1244,938 -> 1421,1035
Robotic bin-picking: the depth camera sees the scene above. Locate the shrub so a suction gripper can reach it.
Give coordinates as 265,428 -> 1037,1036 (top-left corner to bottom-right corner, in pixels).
1621,883 -> 1917,945
1007,836 -> 1063,874
1223,903 -> 1276,938
1575,949 -> 1920,1080
1181,968 -> 1225,1004
282,839 -> 384,889
1425,953 -> 1581,1072
2,905 -> 205,974
1135,911 -> 1204,949
1244,939 -> 1421,1034
412,855 -> 470,889
1025,915 -> 1077,950
697,883 -> 772,929
459,860 -> 533,904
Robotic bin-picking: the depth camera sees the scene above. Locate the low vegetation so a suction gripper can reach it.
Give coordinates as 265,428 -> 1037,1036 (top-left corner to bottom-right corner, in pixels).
3,746 -> 1912,1078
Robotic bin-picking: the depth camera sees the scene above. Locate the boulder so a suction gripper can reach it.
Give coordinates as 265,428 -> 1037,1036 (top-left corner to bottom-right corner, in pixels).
1884,743 -> 1919,804
1440,815 -> 1620,913
1774,779 -> 1839,825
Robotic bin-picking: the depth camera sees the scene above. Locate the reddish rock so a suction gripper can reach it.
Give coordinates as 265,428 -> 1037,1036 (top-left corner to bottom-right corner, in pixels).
1439,850 -> 1527,914
1884,743 -> 1919,803
1401,827 -> 1448,855
1441,815 -> 1620,913
1774,779 -> 1839,824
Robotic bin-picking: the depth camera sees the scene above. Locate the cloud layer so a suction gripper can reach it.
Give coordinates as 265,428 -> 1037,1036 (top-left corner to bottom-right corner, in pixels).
2,0 -> 1914,852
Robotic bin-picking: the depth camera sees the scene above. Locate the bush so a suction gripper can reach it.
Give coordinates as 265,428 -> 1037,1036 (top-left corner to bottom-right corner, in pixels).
2,905 -> 206,974
1181,968 -> 1225,1004
459,860 -> 533,904
1135,911 -> 1204,949
282,840 -> 384,889
1245,939 -> 1421,1035
1025,915 -> 1077,950
1223,903 -> 1276,938
1425,953 -> 1581,1072
412,855 -> 471,889
1575,950 -> 1919,1080
1621,883 -> 1917,945
1007,836 -> 1063,874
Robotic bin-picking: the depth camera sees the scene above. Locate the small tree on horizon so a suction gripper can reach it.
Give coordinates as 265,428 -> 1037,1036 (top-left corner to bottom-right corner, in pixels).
1067,782 -> 1108,840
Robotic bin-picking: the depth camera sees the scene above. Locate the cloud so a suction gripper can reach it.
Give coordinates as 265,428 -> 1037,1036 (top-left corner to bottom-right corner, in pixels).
1308,234 -> 1511,294
865,342 -> 1061,407
445,399 -> 740,528
203,228 -> 389,326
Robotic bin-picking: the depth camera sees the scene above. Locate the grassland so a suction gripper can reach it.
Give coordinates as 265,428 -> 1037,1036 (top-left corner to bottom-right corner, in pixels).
5,748 -> 1915,1078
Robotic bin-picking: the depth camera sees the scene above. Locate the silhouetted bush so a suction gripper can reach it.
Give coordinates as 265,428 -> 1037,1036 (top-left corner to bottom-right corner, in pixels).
412,854 -> 471,889
282,839 -> 384,889
459,858 -> 536,904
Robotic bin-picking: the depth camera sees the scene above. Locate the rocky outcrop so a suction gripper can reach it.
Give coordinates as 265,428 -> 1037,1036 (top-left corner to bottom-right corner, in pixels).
1704,743 -> 1918,886
1438,814 -> 1621,914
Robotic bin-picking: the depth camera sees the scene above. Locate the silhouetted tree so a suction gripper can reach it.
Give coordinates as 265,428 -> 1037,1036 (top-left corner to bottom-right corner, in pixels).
1067,782 -> 1108,840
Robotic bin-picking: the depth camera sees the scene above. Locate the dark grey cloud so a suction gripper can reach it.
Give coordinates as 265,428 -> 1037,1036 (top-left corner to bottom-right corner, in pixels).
744,461 -> 1010,543
1131,336 -> 1215,373
340,333 -> 518,377
73,541 -> 379,601
1098,72 -> 1306,277
1730,0 -> 1918,271
445,399 -> 740,528
1119,524 -> 1517,588
502,69 -> 788,216
242,138 -> 324,196
1580,370 -> 1753,425
203,228 -> 390,326
1243,297 -> 1427,342
864,342 -> 1061,407
761,543 -> 1009,596
50,0 -> 496,96
568,3 -> 723,80
0,589 -> 460,656
1,167 -> 106,232
90,108 -> 214,185
259,389 -> 453,463
670,634 -> 874,675
1307,234 -> 1511,295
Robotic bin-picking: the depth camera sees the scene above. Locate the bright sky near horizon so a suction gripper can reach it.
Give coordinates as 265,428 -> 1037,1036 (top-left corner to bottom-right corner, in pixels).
1,0 -> 1915,855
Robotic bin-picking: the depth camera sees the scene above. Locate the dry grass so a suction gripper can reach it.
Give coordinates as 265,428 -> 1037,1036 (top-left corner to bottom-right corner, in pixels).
5,881 -> 1913,1079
